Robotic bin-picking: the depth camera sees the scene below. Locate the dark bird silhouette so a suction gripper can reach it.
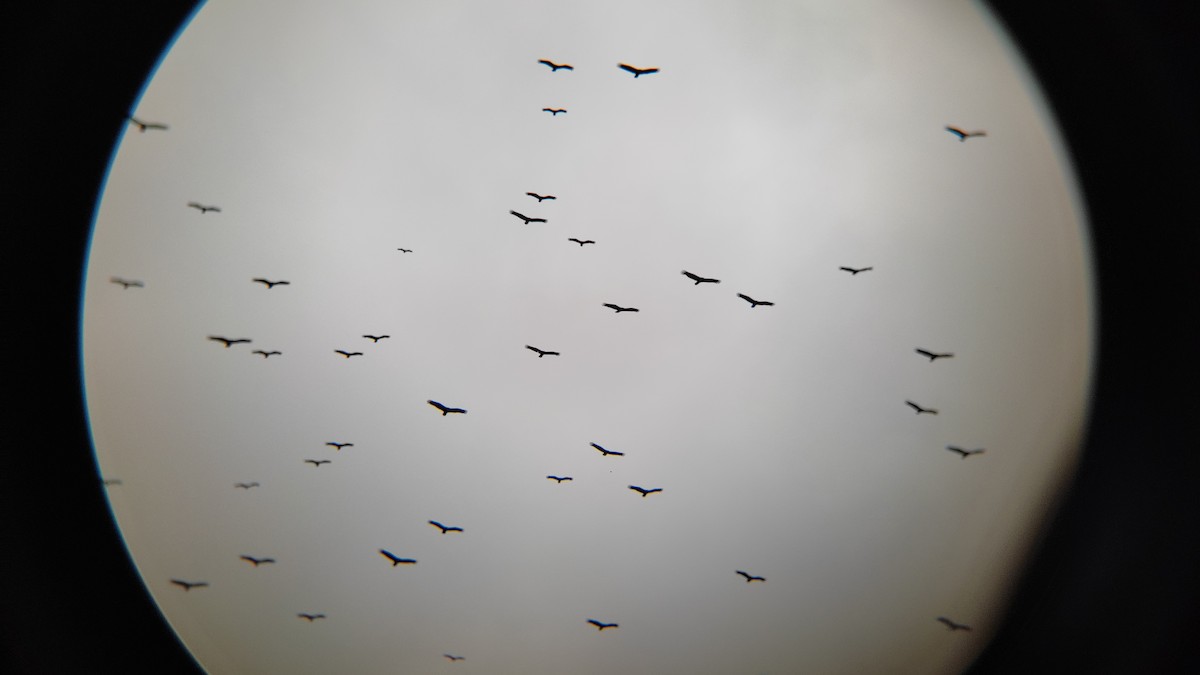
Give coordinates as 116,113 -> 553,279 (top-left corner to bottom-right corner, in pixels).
682,270 -> 720,285
511,210 -> 547,224
945,126 -> 986,142
526,345 -> 560,358
428,400 -> 467,416
102,478 -> 122,486
936,616 -> 972,631
538,59 -> 573,71
737,293 -> 774,308
110,277 -> 144,289
945,445 -> 985,459
252,278 -> 290,289
905,400 -> 938,415
305,459 -> 331,467
542,108 -> 568,116
363,335 -> 390,342
603,303 -> 639,313
590,442 -> 624,457
335,350 -> 364,358
527,192 -> 556,202
915,348 -> 954,361
628,485 -> 663,497
547,475 -> 573,483
129,116 -> 168,132
208,336 -> 251,348
444,654 -> 465,662
736,570 -> 766,583
568,238 -> 595,246
252,350 -> 282,358
234,482 -> 260,489
298,613 -> 326,622
429,520 -> 464,534
170,579 -> 208,591
187,202 -> 221,214
618,63 -> 660,78
240,555 -> 276,567
325,442 -> 353,451
396,248 -> 413,253
587,619 -> 618,631
379,549 -> 417,566
839,266 -> 873,275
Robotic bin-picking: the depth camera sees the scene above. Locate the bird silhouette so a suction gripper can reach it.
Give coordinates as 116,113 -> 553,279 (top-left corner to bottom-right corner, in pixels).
240,555 -> 276,567
129,116 -> 168,132
252,350 -> 281,358
547,475 -> 573,483
603,303 -> 639,313
936,616 -> 972,631
538,59 -> 573,71
526,345 -> 560,358
110,277 -> 144,289
945,445 -> 985,459
428,400 -> 467,415
429,520 -> 464,534
170,579 -> 208,591
208,336 -> 251,348
298,613 -> 326,622
736,570 -> 766,583
444,654 -> 465,662
587,619 -> 619,630
591,442 -> 625,457
252,278 -> 290,289
102,478 -> 122,486
839,266 -> 873,275
234,482 -> 260,489
915,348 -> 954,361
945,126 -> 986,141
362,334 -> 390,342
629,485 -> 663,497
304,459 -> 331,467
542,108 -> 568,116
527,192 -> 556,202
905,400 -> 938,415
737,293 -> 774,308
568,238 -> 595,246
379,549 -> 417,566
511,210 -> 547,224
325,442 -> 353,451
682,270 -> 720,285
335,350 -> 364,358
618,63 -> 660,77
187,202 -> 221,214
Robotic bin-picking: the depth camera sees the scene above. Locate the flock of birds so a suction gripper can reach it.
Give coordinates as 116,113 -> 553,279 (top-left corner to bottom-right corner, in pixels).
107,54 -> 990,670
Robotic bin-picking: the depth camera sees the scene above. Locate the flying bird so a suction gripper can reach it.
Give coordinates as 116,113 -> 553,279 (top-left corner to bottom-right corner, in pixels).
628,485 -> 663,497
396,248 -> 413,253
915,348 -> 954,361
945,126 -> 986,141
526,345 -> 560,358
527,192 -> 556,202
618,63 -> 660,78
905,400 -> 938,415
234,482 -> 260,489
110,277 -> 143,289
102,478 -> 122,486
379,550 -> 417,566
170,579 -> 208,591
252,278 -> 290,289
298,613 -> 326,622
335,350 -> 363,358
542,108 -> 568,116
590,442 -> 624,457
128,116 -> 167,132
362,334 -> 390,342
252,350 -> 281,358
428,400 -> 467,415
839,266 -> 873,275
240,555 -> 275,567
603,303 -> 639,313
444,654 -> 465,662
325,442 -> 353,451
936,616 -> 972,631
538,59 -> 573,71
737,293 -> 775,308
587,619 -> 618,631
187,202 -> 221,214
945,445 -> 985,459
304,459 -> 331,467
568,238 -> 595,246
208,336 -> 251,348
682,270 -> 720,285
736,570 -> 766,583
429,520 -> 464,534
547,475 -> 573,483
510,210 -> 547,224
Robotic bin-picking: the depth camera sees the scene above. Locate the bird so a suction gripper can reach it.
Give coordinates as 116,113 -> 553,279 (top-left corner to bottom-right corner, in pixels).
936,616 -> 972,631
428,400 -> 467,415
568,238 -> 595,246
252,350 -> 281,358
234,482 -> 260,489
587,619 -> 618,631
547,475 -> 573,483
128,116 -> 168,132
298,613 -> 326,622
110,277 -> 144,289
736,570 -> 766,583
239,555 -> 275,567
325,442 -> 353,451
839,266 -> 873,275
252,278 -> 290,289
335,350 -> 364,358
186,202 -> 221,214
444,654 -> 465,662
511,210 -> 547,224
682,270 -> 720,285
603,303 -> 639,313
905,400 -> 938,415
102,478 -> 122,486
915,348 -> 954,361
170,579 -> 208,591
363,334 -> 390,342
945,125 -> 986,142
379,550 -> 417,566
526,345 -> 560,358
429,520 -> 464,534
945,445 -> 985,459
618,63 -> 660,77
527,192 -> 556,202
542,108 -> 568,116
591,442 -> 625,457
737,293 -> 775,308
208,336 -> 251,348
538,59 -> 573,71
628,485 -> 663,497
396,248 -> 413,253
305,459 -> 331,467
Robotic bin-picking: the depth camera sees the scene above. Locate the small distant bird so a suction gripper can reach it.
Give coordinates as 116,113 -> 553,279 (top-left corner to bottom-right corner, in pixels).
936,616 -> 972,631
252,278 -> 290,289
397,248 -> 413,253
736,570 -> 766,583
208,336 -> 251,348
542,108 -> 567,116
102,478 -> 122,486
129,116 -> 168,132
526,345 -> 560,358
737,293 -> 774,308
444,654 -> 465,662
379,549 -> 417,566
587,619 -> 618,631
428,400 -> 467,416
839,266 -> 873,275
298,613 -> 326,622
527,192 -> 556,202
568,238 -> 595,246
945,445 -> 985,459
429,520 -> 464,534
187,202 -> 221,214
628,485 -> 663,497
170,579 -> 208,591
325,442 -> 353,451
363,334 -> 390,342
538,59 -> 573,71
335,350 -> 364,358
618,63 -> 660,78
905,400 -> 938,415
305,459 -> 331,467
234,482 -> 260,489
547,475 -> 573,483
240,555 -> 275,567
590,442 -> 624,457
252,350 -> 281,358
915,348 -> 954,361
511,210 -> 547,224
682,270 -> 720,285
110,277 -> 144,289
945,126 -> 986,142
603,303 -> 639,313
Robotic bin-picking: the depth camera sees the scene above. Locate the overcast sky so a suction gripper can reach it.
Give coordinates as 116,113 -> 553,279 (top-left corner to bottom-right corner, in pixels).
82,1 -> 1093,672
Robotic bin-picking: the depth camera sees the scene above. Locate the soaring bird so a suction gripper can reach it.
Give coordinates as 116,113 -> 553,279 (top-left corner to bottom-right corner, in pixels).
915,348 -> 954,361
547,475 -> 573,483
587,619 -> 618,631
428,400 -> 467,416
335,350 -> 364,358
538,59 -> 573,71
444,654 -> 465,662
936,616 -> 972,631
208,336 -> 251,348
603,303 -> 639,313
110,277 -> 144,289
429,520 -> 464,534
945,126 -> 986,142
527,192 -> 556,202
628,485 -> 663,497
362,334 -> 390,342
511,210 -> 547,224
737,293 -> 775,308
234,482 -> 260,489
945,445 -> 985,459
526,345 -> 560,358
102,478 -> 123,486
905,400 -> 938,415
325,442 -> 353,451
590,442 -> 624,457
397,248 -> 413,253
379,549 -> 417,566
304,459 -> 331,467
129,116 -> 168,132
839,266 -> 873,275
252,350 -> 282,358
252,278 -> 290,289
568,238 -> 595,246
682,270 -> 720,285
298,613 -> 326,622
618,63 -> 660,77
240,555 -> 276,567
170,579 -> 208,591
187,202 -> 221,214
542,108 -> 568,116
736,570 -> 766,583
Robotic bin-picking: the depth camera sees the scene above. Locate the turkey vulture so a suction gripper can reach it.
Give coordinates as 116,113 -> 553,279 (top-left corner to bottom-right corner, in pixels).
240,555 -> 275,567
736,293 -> 774,308
618,63 -> 659,77
252,350 -> 281,358
252,278 -> 289,289
298,613 -> 326,622
511,210 -> 547,224
682,270 -> 720,285
526,345 -> 560,358
568,238 -> 595,246
936,616 -> 972,631
945,126 -> 986,141
234,482 -> 260,489
397,248 -> 413,253
603,303 -> 639,313
945,445 -> 985,459
187,202 -> 221,214
363,335 -> 390,342
547,475 -> 573,483
590,442 -> 624,457
905,400 -> 938,415
429,520 -> 464,534
915,348 -> 954,361
335,350 -> 363,358
428,400 -> 467,415
379,549 -> 417,566
208,336 -> 251,348
304,459 -> 331,467
325,442 -> 353,451
839,266 -> 873,275
110,277 -> 143,289
538,59 -> 573,71
542,108 -> 568,116
129,116 -> 168,132
736,570 -> 766,583
170,579 -> 208,591
628,485 -> 662,497
444,654 -> 465,662
587,619 -> 618,630
527,192 -> 556,202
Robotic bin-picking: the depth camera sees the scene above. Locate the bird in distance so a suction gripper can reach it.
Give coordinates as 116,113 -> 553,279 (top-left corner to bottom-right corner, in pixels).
737,293 -> 775,308
945,445 -> 985,459
628,485 -> 663,497
839,266 -> 874,275
444,654 -> 465,662
542,108 -> 568,116
252,350 -> 281,358
363,335 -> 390,342
428,400 -> 467,416
736,570 -> 766,583
397,248 -> 413,253
603,303 -> 639,313
511,210 -> 547,224
945,126 -> 986,142
335,350 -> 363,358
252,278 -> 290,289
527,192 -> 556,202
208,336 -> 251,348
187,202 -> 221,214
568,238 -> 595,246
547,475 -> 573,483
129,116 -> 168,132
102,478 -> 122,486
325,442 -> 353,451
915,348 -> 954,361
538,59 -> 573,71
587,619 -> 619,631
110,277 -> 143,289
905,400 -> 938,415
429,520 -> 464,534
170,579 -> 208,591
379,550 -> 417,566
682,270 -> 720,285
591,442 -> 625,457
936,616 -> 972,631
526,345 -> 560,358
234,482 -> 260,489
240,555 -> 275,567
618,63 -> 660,77
298,613 -> 326,622
304,459 -> 331,467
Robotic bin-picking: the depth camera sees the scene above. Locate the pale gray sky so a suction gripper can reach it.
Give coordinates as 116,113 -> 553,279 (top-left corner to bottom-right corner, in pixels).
84,1 -> 1093,673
